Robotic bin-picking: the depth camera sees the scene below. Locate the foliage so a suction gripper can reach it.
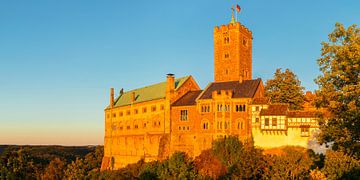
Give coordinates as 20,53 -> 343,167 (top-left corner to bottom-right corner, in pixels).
41,157 -> 66,180
157,151 -> 198,179
0,148 -> 36,179
321,150 -> 360,179
315,22 -> 360,157
265,68 -> 305,110
64,146 -> 104,179
193,149 -> 226,178
212,136 -> 266,179
0,142 -> 359,179
263,146 -> 314,179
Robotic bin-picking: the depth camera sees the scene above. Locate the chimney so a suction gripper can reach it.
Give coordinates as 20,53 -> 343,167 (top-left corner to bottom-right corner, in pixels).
166,73 -> 175,102
110,88 -> 114,108
131,92 -> 136,103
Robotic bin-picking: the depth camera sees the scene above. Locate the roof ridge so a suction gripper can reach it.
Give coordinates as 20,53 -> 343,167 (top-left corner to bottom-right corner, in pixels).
123,75 -> 190,93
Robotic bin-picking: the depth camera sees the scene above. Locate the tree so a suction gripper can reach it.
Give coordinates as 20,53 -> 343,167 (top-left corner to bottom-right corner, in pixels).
41,158 -> 66,180
212,136 -> 266,179
0,149 -> 36,179
265,68 -> 305,110
158,151 -> 198,179
263,146 -> 313,179
315,23 -> 360,156
321,150 -> 360,179
193,149 -> 227,178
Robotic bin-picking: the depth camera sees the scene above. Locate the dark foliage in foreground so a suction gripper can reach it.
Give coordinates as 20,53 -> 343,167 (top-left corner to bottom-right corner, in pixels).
1,138 -> 359,179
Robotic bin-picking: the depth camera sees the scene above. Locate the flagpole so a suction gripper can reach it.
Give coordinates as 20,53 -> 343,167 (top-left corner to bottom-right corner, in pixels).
235,5 -> 238,22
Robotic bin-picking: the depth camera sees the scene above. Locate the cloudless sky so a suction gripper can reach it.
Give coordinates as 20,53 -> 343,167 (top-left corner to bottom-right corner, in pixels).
0,1 -> 359,145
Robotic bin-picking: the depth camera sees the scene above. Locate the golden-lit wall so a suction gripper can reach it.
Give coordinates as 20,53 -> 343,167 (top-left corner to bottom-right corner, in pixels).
251,105 -> 320,149
252,126 -> 318,148
101,77 -> 200,170
103,98 -> 168,169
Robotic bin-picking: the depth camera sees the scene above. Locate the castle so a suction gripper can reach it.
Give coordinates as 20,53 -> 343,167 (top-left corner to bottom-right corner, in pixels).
101,12 -> 320,170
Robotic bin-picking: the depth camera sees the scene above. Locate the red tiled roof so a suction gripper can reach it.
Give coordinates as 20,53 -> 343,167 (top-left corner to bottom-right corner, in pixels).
198,78 -> 262,99
260,104 -> 289,116
287,111 -> 319,118
172,90 -> 203,106
252,97 -> 269,105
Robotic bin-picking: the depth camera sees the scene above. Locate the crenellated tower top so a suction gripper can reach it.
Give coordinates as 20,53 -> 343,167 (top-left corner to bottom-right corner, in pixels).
214,6 -> 253,82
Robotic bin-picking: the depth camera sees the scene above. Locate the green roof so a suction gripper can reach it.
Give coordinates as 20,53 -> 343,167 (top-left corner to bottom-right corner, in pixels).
112,76 -> 190,108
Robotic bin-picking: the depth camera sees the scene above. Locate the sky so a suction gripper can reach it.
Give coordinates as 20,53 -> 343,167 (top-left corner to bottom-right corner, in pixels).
0,1 -> 359,145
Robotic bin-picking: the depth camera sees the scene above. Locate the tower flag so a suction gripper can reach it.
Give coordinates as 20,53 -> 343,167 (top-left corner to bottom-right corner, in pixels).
236,4 -> 241,12
235,4 -> 241,22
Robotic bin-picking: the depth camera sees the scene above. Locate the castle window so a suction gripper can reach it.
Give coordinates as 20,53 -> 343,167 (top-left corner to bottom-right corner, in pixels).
217,104 -> 223,112
256,106 -> 259,111
112,113 -> 116,118
143,123 -> 146,128
180,110 -> 188,121
235,105 -> 243,112
160,105 -> 164,110
265,118 -> 269,126
126,110 -> 130,115
224,37 -> 230,44
151,106 -> 156,112
134,109 -> 138,114
255,118 -> 260,123
143,107 -> 147,113
241,122 -> 243,129
272,118 -> 277,126
203,122 -> 209,130
225,69 -> 228,74
179,126 -> 181,130
217,90 -> 221,95
183,126 -> 186,130
134,125 -> 138,129
201,105 -> 210,113
187,126 -> 190,130
243,38 -> 248,46
301,127 -> 310,137
119,112 -> 123,117
224,122 -> 228,129
127,126 -> 130,129
224,53 -> 229,58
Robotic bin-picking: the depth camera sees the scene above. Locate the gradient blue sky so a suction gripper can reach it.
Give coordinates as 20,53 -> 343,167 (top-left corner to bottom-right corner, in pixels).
0,1 -> 359,145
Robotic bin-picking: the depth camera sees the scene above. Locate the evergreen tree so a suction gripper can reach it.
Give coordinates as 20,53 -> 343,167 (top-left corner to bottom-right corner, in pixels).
265,68 -> 305,110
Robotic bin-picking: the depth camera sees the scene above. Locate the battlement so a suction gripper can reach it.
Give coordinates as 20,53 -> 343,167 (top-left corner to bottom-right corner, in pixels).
214,22 -> 252,35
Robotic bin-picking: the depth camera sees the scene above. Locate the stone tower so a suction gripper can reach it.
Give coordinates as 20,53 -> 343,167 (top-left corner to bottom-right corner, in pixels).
214,16 -> 253,82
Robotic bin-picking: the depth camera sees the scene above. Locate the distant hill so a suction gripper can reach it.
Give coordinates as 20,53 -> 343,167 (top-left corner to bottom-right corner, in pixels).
0,145 -> 100,165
